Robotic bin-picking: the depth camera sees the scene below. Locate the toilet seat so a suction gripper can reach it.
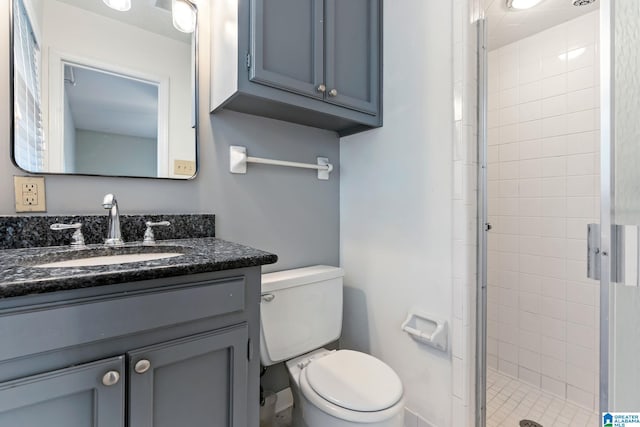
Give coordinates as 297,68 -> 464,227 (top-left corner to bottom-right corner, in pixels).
298,350 -> 405,423
305,350 -> 403,411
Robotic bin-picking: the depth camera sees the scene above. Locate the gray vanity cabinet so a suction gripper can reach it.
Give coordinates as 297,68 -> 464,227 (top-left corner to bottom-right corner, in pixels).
0,356 -> 125,427
128,325 -> 249,427
211,0 -> 382,136
0,268 -> 262,427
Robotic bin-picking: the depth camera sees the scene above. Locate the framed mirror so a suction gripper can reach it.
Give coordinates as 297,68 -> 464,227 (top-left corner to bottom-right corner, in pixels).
10,0 -> 198,179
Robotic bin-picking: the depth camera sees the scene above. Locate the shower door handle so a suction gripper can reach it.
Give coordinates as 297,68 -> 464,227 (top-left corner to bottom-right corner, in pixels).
588,223 -> 630,283
587,224 -> 601,280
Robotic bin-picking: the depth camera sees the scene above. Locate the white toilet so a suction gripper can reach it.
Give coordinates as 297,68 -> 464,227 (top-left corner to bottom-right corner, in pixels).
260,265 -> 405,427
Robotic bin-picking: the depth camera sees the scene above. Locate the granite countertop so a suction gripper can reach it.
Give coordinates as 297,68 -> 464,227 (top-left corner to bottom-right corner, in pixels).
0,238 -> 277,299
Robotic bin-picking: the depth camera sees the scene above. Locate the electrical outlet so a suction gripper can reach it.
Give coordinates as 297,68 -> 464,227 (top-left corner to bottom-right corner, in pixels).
174,159 -> 196,176
14,176 -> 46,212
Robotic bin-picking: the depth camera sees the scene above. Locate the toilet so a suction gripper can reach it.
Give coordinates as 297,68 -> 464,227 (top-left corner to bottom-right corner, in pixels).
260,265 -> 405,427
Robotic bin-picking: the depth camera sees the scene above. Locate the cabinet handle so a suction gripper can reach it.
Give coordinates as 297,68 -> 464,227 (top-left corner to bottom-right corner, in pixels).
316,84 -> 326,93
102,370 -> 120,386
134,359 -> 151,374
329,89 -> 338,97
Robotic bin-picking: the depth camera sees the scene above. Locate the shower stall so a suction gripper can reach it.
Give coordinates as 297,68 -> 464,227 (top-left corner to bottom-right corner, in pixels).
477,0 -> 640,425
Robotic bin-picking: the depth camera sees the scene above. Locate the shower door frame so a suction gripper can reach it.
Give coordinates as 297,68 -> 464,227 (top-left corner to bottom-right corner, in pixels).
475,2 -> 614,422
475,17 -> 488,427
598,0 -> 613,414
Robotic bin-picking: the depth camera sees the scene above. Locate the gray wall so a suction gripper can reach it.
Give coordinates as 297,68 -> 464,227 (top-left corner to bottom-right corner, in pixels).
0,0 -> 340,273
74,129 -> 157,177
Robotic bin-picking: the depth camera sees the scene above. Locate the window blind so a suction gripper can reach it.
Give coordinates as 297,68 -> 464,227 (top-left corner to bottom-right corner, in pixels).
13,0 -> 44,172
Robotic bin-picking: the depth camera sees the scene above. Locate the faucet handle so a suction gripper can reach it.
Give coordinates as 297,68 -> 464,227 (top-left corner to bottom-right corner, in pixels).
143,221 -> 171,245
51,223 -> 85,247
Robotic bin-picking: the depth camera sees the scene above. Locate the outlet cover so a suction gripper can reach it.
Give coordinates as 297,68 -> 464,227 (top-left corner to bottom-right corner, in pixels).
14,176 -> 46,213
174,159 -> 196,176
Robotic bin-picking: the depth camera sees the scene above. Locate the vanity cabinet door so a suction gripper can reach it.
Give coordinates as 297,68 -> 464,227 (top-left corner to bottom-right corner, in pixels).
324,0 -> 380,115
128,324 -> 249,427
0,356 -> 125,427
250,0 -> 325,99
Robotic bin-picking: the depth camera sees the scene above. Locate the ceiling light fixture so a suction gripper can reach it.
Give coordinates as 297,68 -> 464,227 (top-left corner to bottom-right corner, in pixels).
172,0 -> 197,33
102,0 -> 131,12
506,0 -> 544,10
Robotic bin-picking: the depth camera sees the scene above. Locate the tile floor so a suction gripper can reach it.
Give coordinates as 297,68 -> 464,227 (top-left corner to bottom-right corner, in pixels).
486,368 -> 599,427
270,369 -> 599,427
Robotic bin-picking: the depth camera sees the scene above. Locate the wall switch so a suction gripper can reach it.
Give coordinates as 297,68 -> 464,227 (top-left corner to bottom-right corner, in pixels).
14,176 -> 46,213
174,160 -> 196,176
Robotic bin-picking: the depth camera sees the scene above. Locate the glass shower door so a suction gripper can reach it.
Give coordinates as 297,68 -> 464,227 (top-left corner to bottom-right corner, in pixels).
600,0 -> 640,414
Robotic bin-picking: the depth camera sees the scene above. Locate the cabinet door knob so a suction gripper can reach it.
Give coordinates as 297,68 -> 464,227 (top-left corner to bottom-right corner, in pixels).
329,88 -> 338,97
102,370 -> 120,386
316,84 -> 326,93
134,359 -> 151,374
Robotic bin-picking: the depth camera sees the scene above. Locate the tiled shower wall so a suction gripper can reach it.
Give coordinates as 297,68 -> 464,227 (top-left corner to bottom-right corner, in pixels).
486,12 -> 600,411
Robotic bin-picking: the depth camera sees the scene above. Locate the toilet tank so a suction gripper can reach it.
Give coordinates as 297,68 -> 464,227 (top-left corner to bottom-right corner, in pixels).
260,265 -> 344,366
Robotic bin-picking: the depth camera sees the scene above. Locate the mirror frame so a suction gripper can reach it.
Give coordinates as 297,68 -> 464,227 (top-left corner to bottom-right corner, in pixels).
8,0 -> 200,180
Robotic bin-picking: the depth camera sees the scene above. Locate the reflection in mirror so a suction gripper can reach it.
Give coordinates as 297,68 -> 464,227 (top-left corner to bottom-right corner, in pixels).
12,0 -> 197,179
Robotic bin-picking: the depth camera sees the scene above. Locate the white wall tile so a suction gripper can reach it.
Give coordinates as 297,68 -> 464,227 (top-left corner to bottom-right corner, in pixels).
567,302 -> 595,327
542,55 -> 567,79
567,45 -> 595,72
500,87 -> 519,108
566,322 -> 594,348
566,131 -> 597,155
518,120 -> 542,141
566,342 -> 596,371
541,177 -> 566,197
542,95 -> 567,118
568,66 -> 595,92
567,176 -> 595,196
542,116 -> 567,138
519,366 -> 542,387
567,87 -> 597,113
499,143 -> 519,162
567,153 -> 595,176
500,106 -> 520,126
519,159 -> 541,179
541,355 -> 566,382
520,81 -> 542,103
542,74 -> 567,99
567,109 -> 597,134
567,385 -> 595,411
520,101 -> 542,123
542,375 -> 567,398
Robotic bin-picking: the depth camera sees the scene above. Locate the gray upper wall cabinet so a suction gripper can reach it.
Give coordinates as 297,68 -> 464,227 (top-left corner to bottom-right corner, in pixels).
211,0 -> 382,136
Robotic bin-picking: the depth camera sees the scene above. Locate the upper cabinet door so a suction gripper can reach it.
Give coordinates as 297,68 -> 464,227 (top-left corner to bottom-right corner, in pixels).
128,325 -> 249,427
324,0 -> 379,115
0,356 -> 125,427
250,0 -> 325,99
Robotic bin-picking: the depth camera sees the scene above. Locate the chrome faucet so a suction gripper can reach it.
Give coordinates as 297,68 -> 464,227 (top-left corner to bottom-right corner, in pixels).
102,193 -> 124,246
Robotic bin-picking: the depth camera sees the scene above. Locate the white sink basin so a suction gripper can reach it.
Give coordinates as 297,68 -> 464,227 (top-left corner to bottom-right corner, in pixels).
35,252 -> 182,268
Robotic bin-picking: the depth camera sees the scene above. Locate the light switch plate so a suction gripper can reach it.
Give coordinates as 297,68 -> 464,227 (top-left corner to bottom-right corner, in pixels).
14,176 -> 46,212
174,160 -> 196,176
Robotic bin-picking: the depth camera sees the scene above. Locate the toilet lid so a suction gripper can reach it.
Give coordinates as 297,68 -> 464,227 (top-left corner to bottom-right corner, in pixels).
304,350 -> 403,412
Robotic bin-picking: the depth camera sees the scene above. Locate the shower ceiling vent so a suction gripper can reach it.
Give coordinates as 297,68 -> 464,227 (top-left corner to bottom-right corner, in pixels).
573,0 -> 596,5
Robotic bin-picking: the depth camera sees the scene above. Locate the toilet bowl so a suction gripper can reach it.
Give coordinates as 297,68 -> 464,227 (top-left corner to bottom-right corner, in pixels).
286,349 -> 405,427
260,266 -> 405,427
